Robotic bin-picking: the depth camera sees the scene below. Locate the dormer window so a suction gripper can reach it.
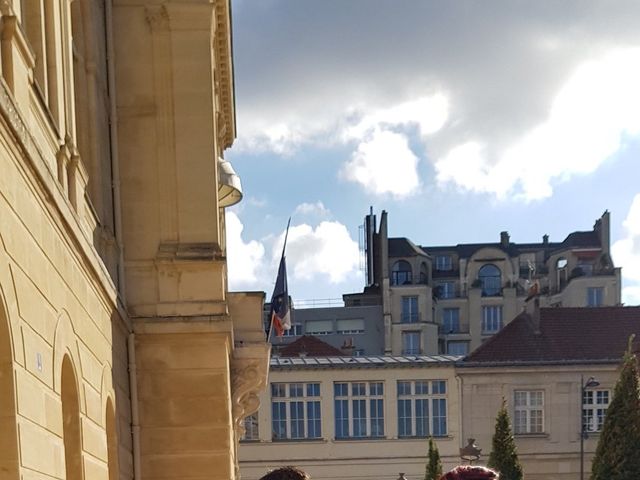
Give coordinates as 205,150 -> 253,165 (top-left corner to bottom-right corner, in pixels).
391,260 -> 413,286
478,264 -> 501,296
435,255 -> 453,271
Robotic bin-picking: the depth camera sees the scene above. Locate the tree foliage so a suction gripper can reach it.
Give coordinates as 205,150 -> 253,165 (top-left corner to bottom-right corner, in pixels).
591,336 -> 640,480
487,398 -> 524,480
425,437 -> 443,480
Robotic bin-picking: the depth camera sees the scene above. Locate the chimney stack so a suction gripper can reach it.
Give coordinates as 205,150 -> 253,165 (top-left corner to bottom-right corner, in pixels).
500,231 -> 510,248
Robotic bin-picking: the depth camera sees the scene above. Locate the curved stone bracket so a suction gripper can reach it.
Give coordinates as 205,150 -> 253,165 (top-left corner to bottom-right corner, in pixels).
231,343 -> 270,437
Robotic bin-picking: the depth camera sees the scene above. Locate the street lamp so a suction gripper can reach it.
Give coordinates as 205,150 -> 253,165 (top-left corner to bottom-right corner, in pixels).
580,375 -> 600,480
460,438 -> 482,465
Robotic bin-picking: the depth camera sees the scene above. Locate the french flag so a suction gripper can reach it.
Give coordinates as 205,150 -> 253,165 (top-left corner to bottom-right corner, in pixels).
269,255 -> 291,337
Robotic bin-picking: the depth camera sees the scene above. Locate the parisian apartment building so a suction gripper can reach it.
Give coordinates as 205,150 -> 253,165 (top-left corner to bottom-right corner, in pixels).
272,210 -> 621,358
0,2 -> 269,480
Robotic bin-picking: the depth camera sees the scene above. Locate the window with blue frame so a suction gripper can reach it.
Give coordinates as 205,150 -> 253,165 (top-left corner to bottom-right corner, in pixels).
482,305 -> 503,334
271,382 -> 322,440
587,287 -> 604,307
442,308 -> 460,333
283,323 -> 303,337
436,281 -> 456,299
397,380 -> 448,437
402,331 -> 421,355
401,296 -> 419,323
391,260 -> 413,286
435,255 -> 453,271
334,381 -> 385,439
241,413 -> 259,441
446,341 -> 469,356
478,264 -> 502,296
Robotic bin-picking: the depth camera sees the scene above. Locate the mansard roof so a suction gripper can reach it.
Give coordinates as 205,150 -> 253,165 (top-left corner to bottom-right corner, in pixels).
388,238 -> 428,258
420,229 -> 601,260
463,306 -> 640,366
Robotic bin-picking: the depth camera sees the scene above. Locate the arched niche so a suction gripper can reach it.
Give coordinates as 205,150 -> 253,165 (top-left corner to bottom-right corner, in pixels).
106,397 -> 119,480
0,291 -> 19,479
62,355 -> 83,480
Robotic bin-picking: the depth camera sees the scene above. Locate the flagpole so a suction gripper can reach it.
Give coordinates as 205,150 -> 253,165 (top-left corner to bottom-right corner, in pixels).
281,217 -> 291,259
267,218 -> 292,342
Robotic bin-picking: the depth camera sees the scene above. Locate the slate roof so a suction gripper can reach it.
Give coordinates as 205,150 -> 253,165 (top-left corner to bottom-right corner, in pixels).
420,230 -> 601,260
463,306 -> 640,366
388,238 -> 428,258
278,335 -> 346,357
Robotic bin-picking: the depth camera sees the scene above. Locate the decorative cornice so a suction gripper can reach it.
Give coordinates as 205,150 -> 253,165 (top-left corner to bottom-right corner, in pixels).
213,0 -> 236,150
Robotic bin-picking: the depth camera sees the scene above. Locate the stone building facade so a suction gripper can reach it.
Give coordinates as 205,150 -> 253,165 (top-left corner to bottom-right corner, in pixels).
241,306 -> 640,480
0,1 -> 268,480
345,210 -> 621,356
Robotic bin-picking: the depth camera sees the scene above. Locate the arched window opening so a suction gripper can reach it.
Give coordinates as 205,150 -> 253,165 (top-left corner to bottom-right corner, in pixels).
556,257 -> 568,292
0,302 -> 19,479
478,264 -> 501,297
391,260 -> 412,286
419,262 -> 429,284
106,399 -> 119,480
62,356 -> 83,480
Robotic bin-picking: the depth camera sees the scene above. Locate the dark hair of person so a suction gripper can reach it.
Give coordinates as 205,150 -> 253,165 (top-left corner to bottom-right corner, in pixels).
259,466 -> 310,480
439,465 -> 499,480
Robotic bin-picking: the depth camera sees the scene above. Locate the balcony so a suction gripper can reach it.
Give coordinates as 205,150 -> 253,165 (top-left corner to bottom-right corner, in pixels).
432,268 -> 459,279
438,323 -> 470,335
518,262 -> 549,278
433,285 -> 464,300
400,312 -> 420,324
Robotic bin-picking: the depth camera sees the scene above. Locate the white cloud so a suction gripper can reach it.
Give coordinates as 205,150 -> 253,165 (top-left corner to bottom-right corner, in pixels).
612,194 -> 640,306
436,48 -> 640,200
225,211 -> 266,288
340,129 -> 421,198
622,286 -> 640,306
344,94 -> 449,141
227,212 -> 361,293
273,221 -> 361,284
293,201 -> 331,218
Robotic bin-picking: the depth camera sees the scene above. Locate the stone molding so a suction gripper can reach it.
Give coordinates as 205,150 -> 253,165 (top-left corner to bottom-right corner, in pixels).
0,64 -> 127,330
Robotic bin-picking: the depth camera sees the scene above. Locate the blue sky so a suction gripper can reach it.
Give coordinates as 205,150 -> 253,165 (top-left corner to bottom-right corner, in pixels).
225,0 -> 640,306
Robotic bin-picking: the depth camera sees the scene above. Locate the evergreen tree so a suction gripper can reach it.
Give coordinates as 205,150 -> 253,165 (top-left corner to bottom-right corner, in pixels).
591,336 -> 640,480
425,437 -> 443,480
487,398 -> 524,480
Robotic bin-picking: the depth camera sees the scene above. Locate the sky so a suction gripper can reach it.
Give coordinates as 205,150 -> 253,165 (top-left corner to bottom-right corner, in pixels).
225,0 -> 640,306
